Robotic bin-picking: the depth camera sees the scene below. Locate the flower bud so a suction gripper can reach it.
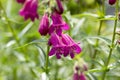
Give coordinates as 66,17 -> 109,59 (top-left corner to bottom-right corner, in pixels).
83,64 -> 88,71
56,0 -> 64,14
79,72 -> 86,80
117,40 -> 120,44
38,13 -> 49,36
73,73 -> 79,80
109,0 -> 116,5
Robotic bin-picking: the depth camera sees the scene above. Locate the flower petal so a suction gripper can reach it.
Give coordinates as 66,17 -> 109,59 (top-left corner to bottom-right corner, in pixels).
63,47 -> 69,57
56,27 -> 62,36
70,52 -> 74,58
49,47 -> 56,56
56,52 -> 62,59
62,23 -> 69,30
73,44 -> 82,53
73,73 -> 79,80
19,0 -> 38,21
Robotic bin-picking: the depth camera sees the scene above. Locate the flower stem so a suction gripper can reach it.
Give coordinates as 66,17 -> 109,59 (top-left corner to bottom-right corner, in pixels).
102,0 -> 119,79
46,45 -> 50,74
91,0 -> 105,69
91,21 -> 103,68
0,1 -> 20,46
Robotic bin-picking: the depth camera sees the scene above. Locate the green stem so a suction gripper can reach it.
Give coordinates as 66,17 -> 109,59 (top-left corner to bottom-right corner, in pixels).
91,21 -> 103,68
0,1 -> 20,46
102,0 -> 119,79
54,61 -> 59,80
46,45 -> 50,74
91,0 -> 105,69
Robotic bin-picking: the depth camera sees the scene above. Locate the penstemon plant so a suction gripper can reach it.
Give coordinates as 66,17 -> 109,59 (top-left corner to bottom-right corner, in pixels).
0,0 -> 120,80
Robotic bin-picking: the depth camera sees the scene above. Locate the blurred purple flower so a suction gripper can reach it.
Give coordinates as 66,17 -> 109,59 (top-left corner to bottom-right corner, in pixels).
16,0 -> 25,4
73,72 -> 86,80
79,72 -> 86,80
48,33 -> 65,59
56,0 -> 64,14
83,64 -> 88,71
38,13 -> 49,36
109,0 -> 116,5
19,0 -> 39,21
75,66 -> 80,71
61,34 -> 82,58
49,12 -> 69,36
73,73 -> 80,80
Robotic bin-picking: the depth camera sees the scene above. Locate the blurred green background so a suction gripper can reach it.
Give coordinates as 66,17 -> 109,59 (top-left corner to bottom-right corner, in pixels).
0,0 -> 120,80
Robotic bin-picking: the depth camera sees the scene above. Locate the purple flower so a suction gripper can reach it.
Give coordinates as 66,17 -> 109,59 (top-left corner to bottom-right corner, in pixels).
16,0 -> 25,4
73,72 -> 86,80
73,73 -> 80,80
79,72 -> 86,80
48,33 -> 65,59
49,12 -> 69,36
38,13 -> 49,36
56,0 -> 64,14
109,0 -> 116,5
19,0 -> 39,21
48,33 -> 81,59
61,34 -> 82,58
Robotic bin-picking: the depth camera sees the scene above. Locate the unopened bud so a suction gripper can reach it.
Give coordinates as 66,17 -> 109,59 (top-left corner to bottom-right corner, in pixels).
117,40 -> 120,44
56,0 -> 64,14
83,64 -> 88,71
109,0 -> 116,5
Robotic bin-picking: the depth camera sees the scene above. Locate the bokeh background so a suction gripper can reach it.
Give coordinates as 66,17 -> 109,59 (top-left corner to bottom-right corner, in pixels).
0,0 -> 120,80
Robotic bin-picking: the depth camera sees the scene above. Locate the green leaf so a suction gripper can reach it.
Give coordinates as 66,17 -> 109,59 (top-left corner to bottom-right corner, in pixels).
86,73 -> 98,80
117,46 -> 120,52
18,22 -> 33,38
73,13 -> 99,18
72,18 -> 85,36
98,15 -> 116,20
86,36 -> 111,45
14,51 -> 26,62
14,38 -> 47,49
6,40 -> 16,47
35,44 -> 46,67
86,68 -> 106,73
30,68 -> 39,78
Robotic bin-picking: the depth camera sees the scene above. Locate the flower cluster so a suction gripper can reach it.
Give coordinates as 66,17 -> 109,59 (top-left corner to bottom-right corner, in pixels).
17,0 -> 82,59
17,0 -> 39,21
73,60 -> 87,80
39,0 -> 81,59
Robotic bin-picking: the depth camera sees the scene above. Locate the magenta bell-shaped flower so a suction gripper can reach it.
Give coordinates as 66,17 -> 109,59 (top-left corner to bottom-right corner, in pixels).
73,73 -> 80,80
79,72 -> 86,80
19,0 -> 39,21
109,0 -> 116,5
16,0 -> 25,4
61,34 -> 82,58
49,12 -> 69,36
48,33 -> 81,59
38,13 -> 49,36
73,72 -> 86,80
48,33 -> 65,59
56,0 -> 64,14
